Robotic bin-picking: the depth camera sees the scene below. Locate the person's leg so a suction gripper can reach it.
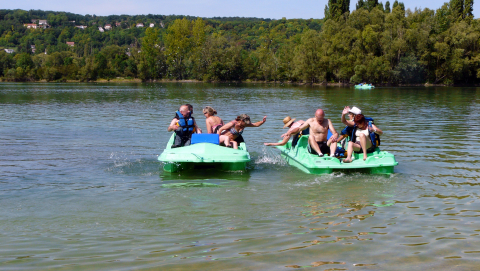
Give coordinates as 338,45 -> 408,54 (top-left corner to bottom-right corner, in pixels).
225,137 -> 231,147
220,135 -> 230,147
235,135 -> 245,144
183,135 -> 192,146
328,141 -> 337,157
232,141 -> 238,149
173,133 -> 183,147
327,138 -> 337,157
308,135 -> 323,156
358,134 -> 368,160
344,141 -> 361,163
319,142 -> 331,157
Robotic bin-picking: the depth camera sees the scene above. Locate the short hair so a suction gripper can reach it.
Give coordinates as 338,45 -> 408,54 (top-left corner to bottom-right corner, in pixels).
354,114 -> 366,125
186,104 -> 193,114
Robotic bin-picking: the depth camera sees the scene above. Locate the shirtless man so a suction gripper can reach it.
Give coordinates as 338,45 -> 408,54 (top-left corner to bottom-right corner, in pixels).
283,109 -> 338,157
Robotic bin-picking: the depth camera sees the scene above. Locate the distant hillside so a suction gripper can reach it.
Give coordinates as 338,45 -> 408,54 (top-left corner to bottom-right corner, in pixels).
0,4 -> 479,85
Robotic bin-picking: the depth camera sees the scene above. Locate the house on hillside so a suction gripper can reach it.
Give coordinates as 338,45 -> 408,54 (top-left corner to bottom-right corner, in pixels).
31,19 -> 38,23
160,22 -> 164,28
136,23 -> 144,28
4,49 -> 14,54
31,45 -> 36,53
24,23 -> 38,29
75,25 -> 87,29
98,27 -> 104,32
104,24 -> 112,30
66,42 -> 75,47
116,22 -> 121,27
149,23 -> 154,27
38,20 -> 47,25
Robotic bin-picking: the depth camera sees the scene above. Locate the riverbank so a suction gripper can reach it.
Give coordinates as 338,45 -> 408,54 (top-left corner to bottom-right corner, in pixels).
0,78 -> 452,87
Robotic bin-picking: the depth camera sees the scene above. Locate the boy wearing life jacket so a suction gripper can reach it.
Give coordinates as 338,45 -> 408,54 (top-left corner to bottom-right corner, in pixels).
167,105 -> 202,147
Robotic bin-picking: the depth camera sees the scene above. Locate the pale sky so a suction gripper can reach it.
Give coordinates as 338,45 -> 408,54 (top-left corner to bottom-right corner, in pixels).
4,0 -> 480,19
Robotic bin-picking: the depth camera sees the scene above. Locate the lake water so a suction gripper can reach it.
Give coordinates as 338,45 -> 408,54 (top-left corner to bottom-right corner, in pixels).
1,82 -> 480,270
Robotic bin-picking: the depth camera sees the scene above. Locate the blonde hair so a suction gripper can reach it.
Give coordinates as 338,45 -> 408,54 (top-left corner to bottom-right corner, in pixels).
203,106 -> 217,116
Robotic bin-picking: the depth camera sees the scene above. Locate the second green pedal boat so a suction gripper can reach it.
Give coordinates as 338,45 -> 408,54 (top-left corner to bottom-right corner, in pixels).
276,135 -> 398,175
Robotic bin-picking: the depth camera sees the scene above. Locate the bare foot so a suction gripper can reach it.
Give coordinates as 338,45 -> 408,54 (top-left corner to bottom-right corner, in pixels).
343,158 -> 352,163
363,154 -> 368,161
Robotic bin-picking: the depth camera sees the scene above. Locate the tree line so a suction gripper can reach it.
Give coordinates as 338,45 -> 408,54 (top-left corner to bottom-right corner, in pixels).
0,0 -> 478,85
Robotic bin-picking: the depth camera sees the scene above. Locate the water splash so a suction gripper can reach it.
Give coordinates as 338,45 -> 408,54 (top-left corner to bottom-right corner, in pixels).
254,146 -> 287,165
107,152 -> 160,176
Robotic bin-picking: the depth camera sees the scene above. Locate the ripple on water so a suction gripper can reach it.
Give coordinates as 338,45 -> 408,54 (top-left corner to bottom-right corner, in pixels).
1,84 -> 480,270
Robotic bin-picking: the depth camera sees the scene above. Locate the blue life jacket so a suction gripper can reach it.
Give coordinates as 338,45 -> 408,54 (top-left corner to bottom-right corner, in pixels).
341,125 -> 354,136
176,111 -> 195,133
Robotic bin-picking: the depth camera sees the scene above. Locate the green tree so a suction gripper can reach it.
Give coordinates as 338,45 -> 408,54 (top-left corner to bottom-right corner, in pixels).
385,1 -> 391,13
0,51 -> 15,77
293,30 -> 326,83
165,18 -> 192,79
463,0 -> 474,21
392,52 -> 425,83
138,27 -> 166,80
325,0 -> 350,20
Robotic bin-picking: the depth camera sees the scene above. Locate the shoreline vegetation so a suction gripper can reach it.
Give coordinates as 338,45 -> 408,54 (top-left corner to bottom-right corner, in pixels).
0,1 -> 478,86
0,77 -> 455,87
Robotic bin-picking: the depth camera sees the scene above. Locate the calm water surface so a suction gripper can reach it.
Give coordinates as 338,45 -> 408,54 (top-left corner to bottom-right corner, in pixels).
1,83 -> 480,270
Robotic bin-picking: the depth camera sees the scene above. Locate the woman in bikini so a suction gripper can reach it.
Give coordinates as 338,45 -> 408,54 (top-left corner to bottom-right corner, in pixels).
203,106 -> 224,134
217,114 -> 267,149
343,114 -> 383,163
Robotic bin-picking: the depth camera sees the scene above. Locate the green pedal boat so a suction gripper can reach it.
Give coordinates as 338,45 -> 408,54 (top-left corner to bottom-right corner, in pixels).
355,84 -> 375,89
276,135 -> 398,175
158,134 -> 250,172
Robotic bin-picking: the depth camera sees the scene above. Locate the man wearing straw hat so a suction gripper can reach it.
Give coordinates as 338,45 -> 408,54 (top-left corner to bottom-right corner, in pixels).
264,116 -> 306,147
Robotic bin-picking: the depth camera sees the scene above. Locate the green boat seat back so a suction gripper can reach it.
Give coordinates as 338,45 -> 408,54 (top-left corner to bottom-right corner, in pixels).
292,127 -> 309,148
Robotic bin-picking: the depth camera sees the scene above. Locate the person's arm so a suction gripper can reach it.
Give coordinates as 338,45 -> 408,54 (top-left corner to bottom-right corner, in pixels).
341,106 -> 354,127
370,124 -> 383,135
336,134 -> 346,142
206,119 -> 212,134
246,116 -> 267,127
194,120 -> 202,134
264,134 -> 291,146
217,121 -> 234,135
328,119 -> 338,142
167,119 -> 178,132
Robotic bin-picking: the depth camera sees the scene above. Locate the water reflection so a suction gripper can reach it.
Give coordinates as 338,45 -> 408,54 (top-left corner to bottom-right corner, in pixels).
159,167 -> 251,183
